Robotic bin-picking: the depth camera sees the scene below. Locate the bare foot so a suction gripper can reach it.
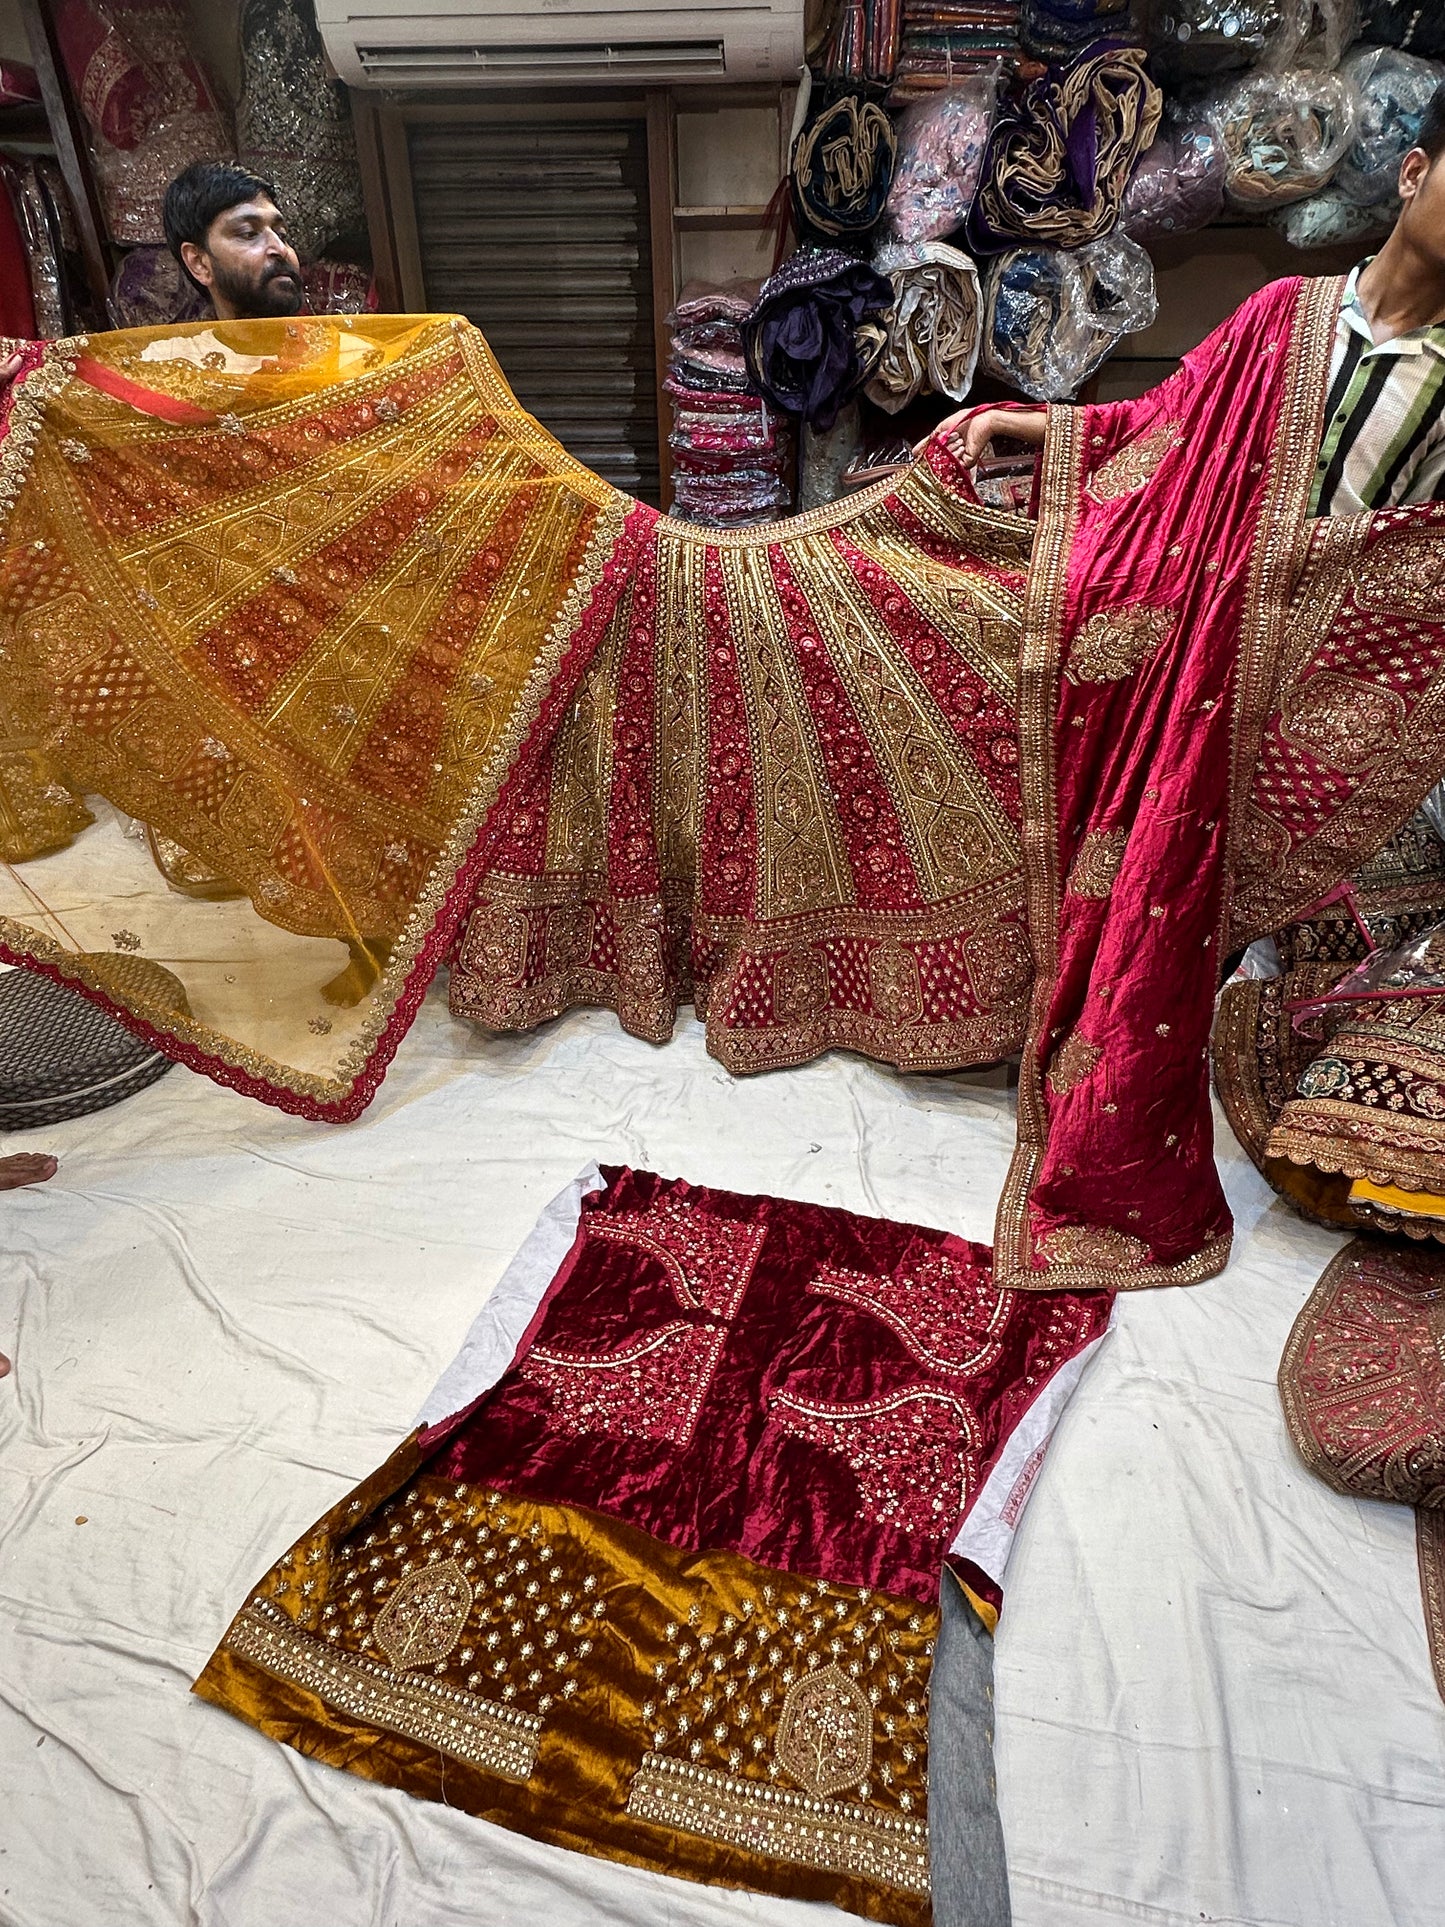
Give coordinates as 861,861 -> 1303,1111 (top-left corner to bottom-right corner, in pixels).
0,1152 -> 57,1190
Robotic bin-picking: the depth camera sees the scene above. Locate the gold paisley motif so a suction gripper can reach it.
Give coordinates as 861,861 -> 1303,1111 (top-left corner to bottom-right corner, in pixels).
1067,827 -> 1129,898
1047,1031 -> 1103,1096
1087,419 -> 1184,503
1064,605 -> 1176,685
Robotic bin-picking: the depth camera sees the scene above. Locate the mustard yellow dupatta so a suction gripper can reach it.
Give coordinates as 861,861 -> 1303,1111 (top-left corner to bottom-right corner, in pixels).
0,315 -> 648,1117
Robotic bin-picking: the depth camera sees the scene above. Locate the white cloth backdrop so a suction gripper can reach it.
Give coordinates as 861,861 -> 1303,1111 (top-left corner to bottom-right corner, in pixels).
0,986 -> 1439,1927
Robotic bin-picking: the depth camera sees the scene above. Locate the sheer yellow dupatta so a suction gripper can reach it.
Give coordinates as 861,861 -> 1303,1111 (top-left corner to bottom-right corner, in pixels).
0,315 -> 647,1116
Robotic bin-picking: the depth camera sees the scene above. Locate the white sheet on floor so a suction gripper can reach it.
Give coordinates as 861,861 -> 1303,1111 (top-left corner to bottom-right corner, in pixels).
0,989 -> 1438,1927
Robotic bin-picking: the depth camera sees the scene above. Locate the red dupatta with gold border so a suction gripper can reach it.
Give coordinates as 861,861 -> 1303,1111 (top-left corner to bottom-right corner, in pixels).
998,273 -> 1445,1290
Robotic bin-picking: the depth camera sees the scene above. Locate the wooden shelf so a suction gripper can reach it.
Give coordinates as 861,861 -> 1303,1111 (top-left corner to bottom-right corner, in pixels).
673,203 -> 773,231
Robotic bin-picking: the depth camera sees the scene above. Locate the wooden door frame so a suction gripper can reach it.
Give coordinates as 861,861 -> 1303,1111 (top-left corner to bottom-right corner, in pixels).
350,89 -> 679,509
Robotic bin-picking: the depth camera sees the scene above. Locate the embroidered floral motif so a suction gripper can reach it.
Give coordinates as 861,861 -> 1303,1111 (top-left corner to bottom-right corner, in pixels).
1047,1032 -> 1103,1097
1087,420 -> 1184,503
809,1247 -> 1007,1375
773,945 -> 829,1023
226,1597 -> 540,1779
1282,1244 -> 1445,1507
111,928 -> 141,951
523,1322 -> 729,1447
1037,1225 -> 1148,1271
1067,827 -> 1129,898
373,1558 -> 474,1670
520,1201 -> 768,1444
1353,526 -> 1445,618
965,920 -> 1033,1006
1064,605 -> 1177,685
1281,670 -> 1406,771
775,1663 -> 873,1798
771,1388 -> 980,1536
585,1202 -> 767,1318
1297,1056 -> 1352,1099
868,943 -> 922,1024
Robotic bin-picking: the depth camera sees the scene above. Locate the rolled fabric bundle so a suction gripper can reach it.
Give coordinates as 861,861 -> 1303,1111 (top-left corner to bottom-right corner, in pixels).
1208,65 -> 1359,211
1357,0 -> 1445,56
981,231 -> 1157,400
967,44 -> 1163,253
1119,108 -> 1228,239
866,239 -> 982,411
1274,184 -> 1396,247
791,94 -> 898,240
741,248 -> 895,431
884,72 -> 1000,245
1334,45 -> 1445,205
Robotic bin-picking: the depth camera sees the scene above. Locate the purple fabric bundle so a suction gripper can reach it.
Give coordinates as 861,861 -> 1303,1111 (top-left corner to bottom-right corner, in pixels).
740,248 -> 894,431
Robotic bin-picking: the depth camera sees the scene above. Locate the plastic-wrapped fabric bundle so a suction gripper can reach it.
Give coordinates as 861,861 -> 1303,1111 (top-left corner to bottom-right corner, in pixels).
1334,45 -> 1445,204
791,93 -> 898,240
866,239 -> 982,410
1143,0 -> 1295,77
236,0 -> 365,263
1208,65 -> 1359,209
884,72 -> 1000,243
1119,106 -> 1228,238
981,231 -> 1158,399
51,0 -> 234,245
741,249 -> 895,431
1274,184 -> 1396,245
967,44 -> 1163,252
667,281 -> 792,525
1357,0 -> 1445,56
1283,0 -> 1359,69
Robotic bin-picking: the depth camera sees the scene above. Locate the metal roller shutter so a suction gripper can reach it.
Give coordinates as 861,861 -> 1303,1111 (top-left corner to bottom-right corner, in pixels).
407,118 -> 661,503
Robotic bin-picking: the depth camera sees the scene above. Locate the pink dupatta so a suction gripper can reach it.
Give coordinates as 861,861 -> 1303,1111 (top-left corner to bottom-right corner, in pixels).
999,274 -> 1445,1289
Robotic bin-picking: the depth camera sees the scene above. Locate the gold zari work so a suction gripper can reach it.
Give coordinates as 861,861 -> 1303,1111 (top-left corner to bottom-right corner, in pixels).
197,1459 -> 936,1927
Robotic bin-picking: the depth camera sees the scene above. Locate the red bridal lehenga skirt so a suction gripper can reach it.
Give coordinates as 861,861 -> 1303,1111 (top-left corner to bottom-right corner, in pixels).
194,1166 -> 1115,1924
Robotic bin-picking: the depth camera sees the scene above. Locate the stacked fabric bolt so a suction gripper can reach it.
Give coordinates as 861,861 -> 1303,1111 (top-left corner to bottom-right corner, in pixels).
889,2 -> 1023,105
666,282 -> 792,527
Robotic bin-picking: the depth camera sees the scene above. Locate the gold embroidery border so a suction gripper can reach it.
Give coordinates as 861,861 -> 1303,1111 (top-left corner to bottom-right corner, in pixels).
1418,1508 -> 1445,1704
625,1752 -> 930,1897
657,454 -> 1029,552
223,1597 -> 541,1780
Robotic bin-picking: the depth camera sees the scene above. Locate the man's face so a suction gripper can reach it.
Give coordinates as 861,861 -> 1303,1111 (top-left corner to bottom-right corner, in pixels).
180,196 -> 303,320
1398,146 -> 1445,271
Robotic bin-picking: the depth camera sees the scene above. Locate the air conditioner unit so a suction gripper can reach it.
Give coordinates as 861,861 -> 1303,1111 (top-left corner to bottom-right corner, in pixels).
317,1 -> 805,88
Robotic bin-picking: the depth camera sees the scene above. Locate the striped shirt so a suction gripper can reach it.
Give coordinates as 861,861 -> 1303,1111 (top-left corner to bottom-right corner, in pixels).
1309,262 -> 1445,517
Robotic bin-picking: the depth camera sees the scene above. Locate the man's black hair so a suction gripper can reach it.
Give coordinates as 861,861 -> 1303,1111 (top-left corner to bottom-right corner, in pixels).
1418,81 -> 1445,164
163,161 -> 279,286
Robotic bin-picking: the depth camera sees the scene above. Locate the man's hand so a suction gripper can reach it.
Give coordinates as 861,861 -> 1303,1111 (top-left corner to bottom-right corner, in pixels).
0,351 -> 23,394
913,403 -> 1048,466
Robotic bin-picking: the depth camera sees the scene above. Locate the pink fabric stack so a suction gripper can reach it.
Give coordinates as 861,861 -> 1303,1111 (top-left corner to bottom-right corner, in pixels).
665,281 -> 792,527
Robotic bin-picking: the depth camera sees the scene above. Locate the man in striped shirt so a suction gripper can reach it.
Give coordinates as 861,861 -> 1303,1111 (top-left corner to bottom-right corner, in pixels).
1311,81 -> 1445,517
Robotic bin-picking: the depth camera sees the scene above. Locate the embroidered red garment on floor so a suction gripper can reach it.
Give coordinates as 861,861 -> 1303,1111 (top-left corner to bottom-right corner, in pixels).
194,1167 -> 1115,1923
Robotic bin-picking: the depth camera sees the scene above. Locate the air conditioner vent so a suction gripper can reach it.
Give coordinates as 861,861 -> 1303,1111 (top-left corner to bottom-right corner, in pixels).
357,39 -> 727,78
